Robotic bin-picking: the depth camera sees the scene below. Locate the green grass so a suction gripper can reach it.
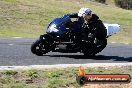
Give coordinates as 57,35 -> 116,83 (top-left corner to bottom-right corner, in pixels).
0,68 -> 79,88
0,0 -> 132,43
0,66 -> 132,88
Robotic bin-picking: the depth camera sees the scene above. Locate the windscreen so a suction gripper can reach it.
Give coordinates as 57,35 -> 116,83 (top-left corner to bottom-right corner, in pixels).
48,15 -> 71,28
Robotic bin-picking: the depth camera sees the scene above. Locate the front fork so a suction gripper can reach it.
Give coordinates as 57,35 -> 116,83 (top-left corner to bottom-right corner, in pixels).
39,34 -> 55,50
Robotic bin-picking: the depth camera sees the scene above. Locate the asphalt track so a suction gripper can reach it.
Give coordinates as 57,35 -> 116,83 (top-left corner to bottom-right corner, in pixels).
0,37 -> 132,66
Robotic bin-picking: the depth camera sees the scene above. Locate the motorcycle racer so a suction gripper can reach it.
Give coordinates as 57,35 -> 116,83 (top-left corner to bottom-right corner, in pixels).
68,8 -> 107,41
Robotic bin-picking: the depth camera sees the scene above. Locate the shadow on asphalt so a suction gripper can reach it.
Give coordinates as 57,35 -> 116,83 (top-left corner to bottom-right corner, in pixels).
44,55 -> 132,62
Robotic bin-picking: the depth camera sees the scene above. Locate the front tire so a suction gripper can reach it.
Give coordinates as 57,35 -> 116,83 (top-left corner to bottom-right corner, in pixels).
31,39 -> 50,56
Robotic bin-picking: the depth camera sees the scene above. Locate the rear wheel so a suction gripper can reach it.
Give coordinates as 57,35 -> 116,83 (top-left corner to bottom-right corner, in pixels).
94,39 -> 107,54
82,43 -> 96,57
31,39 -> 50,56
82,39 -> 107,56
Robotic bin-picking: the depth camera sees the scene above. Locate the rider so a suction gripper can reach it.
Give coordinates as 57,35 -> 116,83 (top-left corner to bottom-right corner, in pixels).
68,8 -> 107,42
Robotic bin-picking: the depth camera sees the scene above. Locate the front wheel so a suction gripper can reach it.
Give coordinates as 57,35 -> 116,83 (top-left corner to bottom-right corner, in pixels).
31,39 -> 50,56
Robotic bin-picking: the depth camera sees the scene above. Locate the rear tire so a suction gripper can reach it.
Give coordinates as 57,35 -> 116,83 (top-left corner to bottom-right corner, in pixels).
94,39 -> 107,54
82,39 -> 107,57
31,39 -> 50,56
82,44 -> 96,57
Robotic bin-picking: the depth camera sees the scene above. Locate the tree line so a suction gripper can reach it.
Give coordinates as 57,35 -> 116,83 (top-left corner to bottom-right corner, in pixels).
94,0 -> 132,10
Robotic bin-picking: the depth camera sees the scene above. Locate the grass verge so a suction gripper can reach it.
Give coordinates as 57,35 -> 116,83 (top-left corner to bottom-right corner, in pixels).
0,66 -> 132,88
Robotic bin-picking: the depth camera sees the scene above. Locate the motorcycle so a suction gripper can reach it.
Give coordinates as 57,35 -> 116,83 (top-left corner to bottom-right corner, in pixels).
31,15 -> 120,56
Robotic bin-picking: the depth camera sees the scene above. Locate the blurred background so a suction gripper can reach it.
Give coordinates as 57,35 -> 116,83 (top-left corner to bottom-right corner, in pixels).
0,0 -> 132,44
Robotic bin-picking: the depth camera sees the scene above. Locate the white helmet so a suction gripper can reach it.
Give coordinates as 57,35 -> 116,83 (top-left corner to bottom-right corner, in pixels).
78,8 -> 92,17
